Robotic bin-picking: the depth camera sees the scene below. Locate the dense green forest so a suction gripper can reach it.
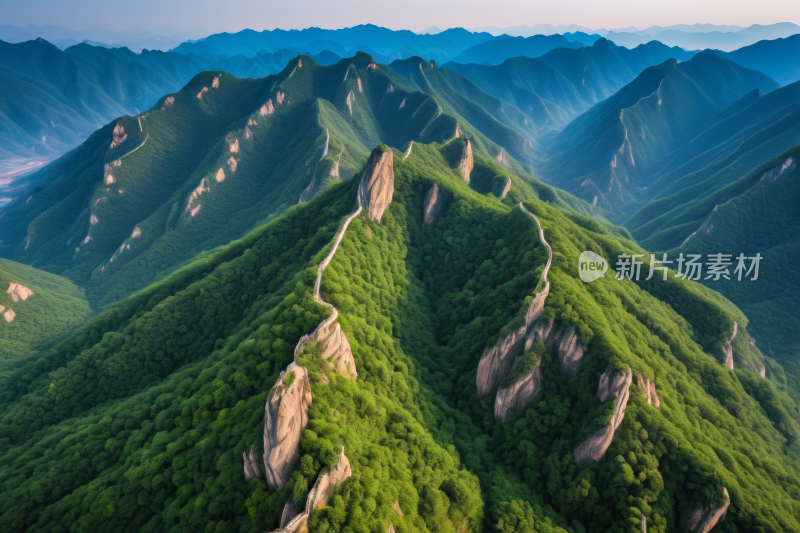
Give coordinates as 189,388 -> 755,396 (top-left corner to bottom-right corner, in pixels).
1,138 -> 799,533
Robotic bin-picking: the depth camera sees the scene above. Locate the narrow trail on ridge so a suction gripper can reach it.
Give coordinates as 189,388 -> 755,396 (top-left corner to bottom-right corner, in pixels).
293,196 -> 363,359
519,202 -> 552,291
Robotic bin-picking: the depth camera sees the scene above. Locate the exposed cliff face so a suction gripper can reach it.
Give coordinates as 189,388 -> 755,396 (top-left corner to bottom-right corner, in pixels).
573,366 -> 633,463
687,487 -> 730,533
280,502 -> 298,529
724,322 -> 737,369
496,148 -> 510,167
110,123 -> 127,149
313,317 -> 357,380
476,285 -> 549,396
494,358 -> 543,422
243,443 -> 262,481
263,363 -> 312,490
545,324 -> 586,377
271,447 -> 353,533
423,184 -> 442,225
637,375 -> 660,407
358,148 -> 394,222
458,139 -> 474,183
7,283 -> 34,302
498,178 -> 512,200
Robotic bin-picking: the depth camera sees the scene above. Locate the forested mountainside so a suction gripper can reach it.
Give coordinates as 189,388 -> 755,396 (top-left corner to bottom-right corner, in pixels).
0,258 -> 91,367
0,39 -> 213,160
1,139 -> 799,533
0,39 -> 340,165
441,38 -> 695,132
657,146 -> 800,393
536,53 -> 780,211
0,52 -> 608,310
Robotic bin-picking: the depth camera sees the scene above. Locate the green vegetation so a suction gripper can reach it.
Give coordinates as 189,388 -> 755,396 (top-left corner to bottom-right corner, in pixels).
0,258 -> 91,367
0,139 -> 799,533
503,342 -> 545,389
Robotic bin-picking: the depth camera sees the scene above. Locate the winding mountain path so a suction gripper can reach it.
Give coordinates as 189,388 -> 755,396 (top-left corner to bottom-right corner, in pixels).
519,203 -> 552,288
294,198 -> 363,359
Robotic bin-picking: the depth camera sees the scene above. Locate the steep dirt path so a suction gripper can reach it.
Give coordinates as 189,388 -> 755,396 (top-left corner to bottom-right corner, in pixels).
294,198 -> 363,358
519,203 -> 552,287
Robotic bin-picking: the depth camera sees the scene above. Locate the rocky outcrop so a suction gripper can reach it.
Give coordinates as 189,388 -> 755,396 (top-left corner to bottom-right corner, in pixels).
312,316 -> 357,380
260,100 -> 275,115
723,322 -> 737,369
7,283 -> 34,302
4,309 -> 15,323
243,443 -> 262,481
476,286 -> 550,396
358,148 -> 394,222
477,204 -> 556,410
641,514 -> 646,532
423,184 -> 442,224
280,502 -> 298,528
496,148 -> 510,167
574,366 -> 633,463
263,363 -> 312,490
109,123 -> 127,149
494,358 -> 543,422
498,178 -> 512,200
543,324 -> 586,377
393,501 -> 403,516
759,366 -> 766,378
458,139 -> 474,183
687,488 -> 730,533
387,524 -> 396,533
637,375 -> 660,407
272,447 -> 352,533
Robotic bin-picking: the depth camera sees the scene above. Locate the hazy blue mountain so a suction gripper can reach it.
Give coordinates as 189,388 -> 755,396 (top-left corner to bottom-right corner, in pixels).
443,38 -> 695,128
537,54 -> 779,210
449,34 -> 583,65
709,34 -> 800,85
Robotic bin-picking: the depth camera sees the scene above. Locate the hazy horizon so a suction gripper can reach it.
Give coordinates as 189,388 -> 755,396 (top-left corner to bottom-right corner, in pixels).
3,0 -> 799,34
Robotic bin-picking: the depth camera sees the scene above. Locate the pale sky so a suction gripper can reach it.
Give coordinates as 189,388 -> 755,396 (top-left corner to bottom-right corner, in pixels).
3,0 -> 798,33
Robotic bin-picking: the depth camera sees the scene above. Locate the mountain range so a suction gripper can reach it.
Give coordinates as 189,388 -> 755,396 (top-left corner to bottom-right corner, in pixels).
1,19 -> 800,533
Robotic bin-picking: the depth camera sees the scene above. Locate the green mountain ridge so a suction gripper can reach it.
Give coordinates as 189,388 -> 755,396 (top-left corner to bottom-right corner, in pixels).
1,139 -> 799,532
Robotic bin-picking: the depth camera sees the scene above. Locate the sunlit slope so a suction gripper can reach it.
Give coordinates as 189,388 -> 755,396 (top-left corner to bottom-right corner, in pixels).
0,53 -> 458,308
0,258 -> 91,367
0,141 -> 798,533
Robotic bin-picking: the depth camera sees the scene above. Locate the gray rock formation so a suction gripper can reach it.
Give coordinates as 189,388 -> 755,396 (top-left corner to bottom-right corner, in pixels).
263,363 -> 313,490
494,358 -> 543,422
637,375 -> 660,407
358,147 -> 394,222
687,488 -> 730,533
476,285 -> 550,396
458,139 -> 474,183
574,366 -> 633,463
280,502 -> 298,528
723,322 -> 737,369
423,184 -> 443,224
270,447 -> 353,533
313,317 -> 357,380
243,442 -> 262,481
545,324 -> 586,377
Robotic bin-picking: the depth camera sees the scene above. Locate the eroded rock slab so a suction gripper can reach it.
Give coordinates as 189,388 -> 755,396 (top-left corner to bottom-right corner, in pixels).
723,322 -> 737,369
358,147 -> 394,222
494,358 -> 543,422
574,366 -> 633,463
243,442 -> 262,481
423,184 -> 442,225
687,487 -> 730,533
7,283 -> 34,302
637,375 -> 660,407
263,363 -> 312,489
313,318 -> 357,380
459,139 -> 474,183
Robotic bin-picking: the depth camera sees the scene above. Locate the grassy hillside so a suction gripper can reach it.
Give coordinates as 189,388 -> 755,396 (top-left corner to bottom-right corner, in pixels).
0,258 -> 91,367
1,140 -> 799,532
